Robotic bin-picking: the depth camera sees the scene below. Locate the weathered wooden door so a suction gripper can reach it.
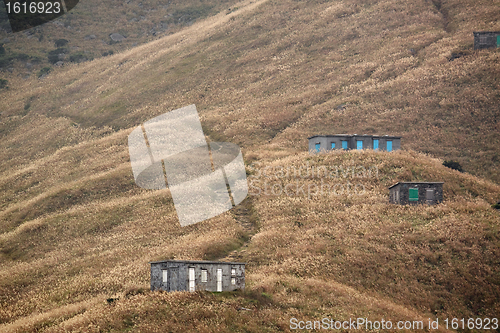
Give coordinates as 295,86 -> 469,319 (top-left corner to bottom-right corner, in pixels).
169,267 -> 179,291
426,189 -> 435,205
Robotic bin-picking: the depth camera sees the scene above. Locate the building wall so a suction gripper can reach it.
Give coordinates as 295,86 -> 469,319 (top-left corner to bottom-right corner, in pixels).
392,138 -> 401,151
351,136 -> 372,150
389,183 -> 443,205
308,136 -> 330,153
308,136 -> 352,152
474,32 -> 500,50
376,137 -> 401,152
331,136 -> 350,150
151,261 -> 245,292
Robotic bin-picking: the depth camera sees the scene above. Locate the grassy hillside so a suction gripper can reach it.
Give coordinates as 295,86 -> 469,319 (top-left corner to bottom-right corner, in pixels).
0,0 -> 500,331
0,146 -> 499,331
1,0 -> 499,183
0,0 -> 241,80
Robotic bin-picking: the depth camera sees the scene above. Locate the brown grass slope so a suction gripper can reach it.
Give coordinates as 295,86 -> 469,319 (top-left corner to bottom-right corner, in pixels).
0,0 -> 499,182
0,0 -> 499,331
0,143 -> 499,331
0,0 -> 242,76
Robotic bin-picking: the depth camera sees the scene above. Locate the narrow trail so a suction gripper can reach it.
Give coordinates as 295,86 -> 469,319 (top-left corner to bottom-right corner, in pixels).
220,196 -> 259,263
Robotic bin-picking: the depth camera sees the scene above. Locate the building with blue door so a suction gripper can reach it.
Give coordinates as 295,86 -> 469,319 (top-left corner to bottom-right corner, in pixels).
308,135 -> 401,153
473,32 -> 500,50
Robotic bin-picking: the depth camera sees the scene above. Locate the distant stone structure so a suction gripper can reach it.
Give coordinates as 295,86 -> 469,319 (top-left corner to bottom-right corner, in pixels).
473,32 -> 500,50
308,135 -> 401,153
150,260 -> 245,292
389,182 -> 444,205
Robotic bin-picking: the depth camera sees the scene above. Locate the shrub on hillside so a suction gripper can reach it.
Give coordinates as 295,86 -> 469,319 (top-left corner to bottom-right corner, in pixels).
0,50 -> 32,68
54,39 -> 69,47
30,55 -> 42,64
12,53 -> 29,61
47,48 -> 69,64
38,66 -> 51,78
69,52 -> 92,63
0,78 -> 7,89
169,4 -> 214,24
0,56 -> 9,68
443,160 -> 463,172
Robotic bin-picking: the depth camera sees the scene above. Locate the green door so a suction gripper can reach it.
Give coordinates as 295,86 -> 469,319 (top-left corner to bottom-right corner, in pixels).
497,35 -> 500,47
409,188 -> 419,202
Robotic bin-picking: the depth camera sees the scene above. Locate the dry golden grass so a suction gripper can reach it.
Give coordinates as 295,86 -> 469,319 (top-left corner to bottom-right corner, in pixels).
0,0 -> 243,76
0,147 -> 498,331
246,150 -> 500,318
0,0 -> 499,331
1,0 -> 498,182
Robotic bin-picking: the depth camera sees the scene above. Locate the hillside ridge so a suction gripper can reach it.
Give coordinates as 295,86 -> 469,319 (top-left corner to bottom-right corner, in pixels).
0,0 -> 499,331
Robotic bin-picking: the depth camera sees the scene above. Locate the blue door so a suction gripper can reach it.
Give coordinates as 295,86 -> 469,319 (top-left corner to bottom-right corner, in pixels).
315,143 -> 320,152
331,142 -> 335,150
357,140 -> 363,150
387,141 -> 392,152
373,139 -> 379,150
342,141 -> 348,150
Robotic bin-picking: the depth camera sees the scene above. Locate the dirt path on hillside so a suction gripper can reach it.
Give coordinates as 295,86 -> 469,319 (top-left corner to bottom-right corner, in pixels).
220,196 -> 259,263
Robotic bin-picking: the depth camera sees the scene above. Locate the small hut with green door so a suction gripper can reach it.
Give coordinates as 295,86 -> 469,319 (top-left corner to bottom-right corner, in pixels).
473,32 -> 500,50
389,182 -> 443,205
